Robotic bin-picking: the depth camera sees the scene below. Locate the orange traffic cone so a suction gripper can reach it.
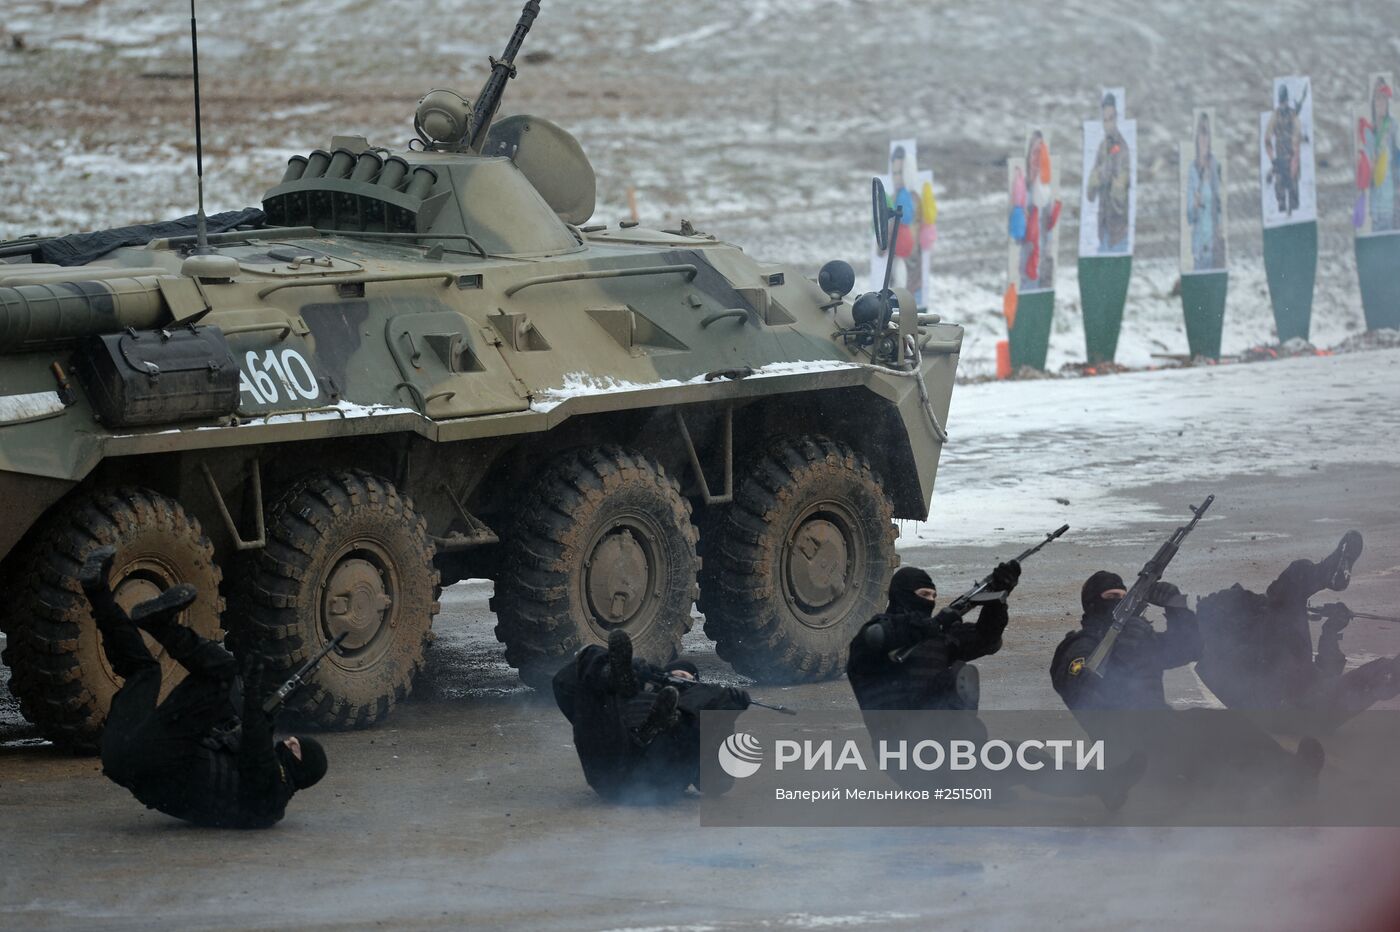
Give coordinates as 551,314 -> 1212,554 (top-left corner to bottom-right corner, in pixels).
996,340 -> 1012,380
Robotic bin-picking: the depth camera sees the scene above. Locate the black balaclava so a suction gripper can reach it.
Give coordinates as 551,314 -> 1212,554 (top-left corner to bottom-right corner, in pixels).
887,566 -> 936,617
667,660 -> 700,680
1081,571 -> 1126,616
277,737 -> 328,790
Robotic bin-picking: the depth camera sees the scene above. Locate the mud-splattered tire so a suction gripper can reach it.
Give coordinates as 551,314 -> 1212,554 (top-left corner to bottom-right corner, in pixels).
698,436 -> 896,683
0,489 -> 223,752
238,471 -> 438,729
492,447 -> 699,690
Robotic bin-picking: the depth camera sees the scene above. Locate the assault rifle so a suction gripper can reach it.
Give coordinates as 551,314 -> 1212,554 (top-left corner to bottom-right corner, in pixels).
1083,496 -> 1213,678
890,523 -> 1069,662
945,523 -> 1069,617
262,633 -> 348,714
644,669 -> 796,716
1310,603 -> 1400,625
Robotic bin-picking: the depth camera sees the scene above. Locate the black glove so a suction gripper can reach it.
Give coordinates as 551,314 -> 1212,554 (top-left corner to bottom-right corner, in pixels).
1146,581 -> 1187,610
990,560 -> 1021,595
1116,617 -> 1155,651
634,659 -> 665,685
724,687 -> 752,710
932,608 -> 964,628
1316,602 -> 1353,635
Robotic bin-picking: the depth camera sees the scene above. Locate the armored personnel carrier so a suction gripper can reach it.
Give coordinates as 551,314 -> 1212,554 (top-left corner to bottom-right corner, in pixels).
0,1 -> 961,749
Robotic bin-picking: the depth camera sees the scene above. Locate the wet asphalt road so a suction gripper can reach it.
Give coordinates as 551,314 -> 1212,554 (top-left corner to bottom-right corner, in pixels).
2,461 -> 1399,930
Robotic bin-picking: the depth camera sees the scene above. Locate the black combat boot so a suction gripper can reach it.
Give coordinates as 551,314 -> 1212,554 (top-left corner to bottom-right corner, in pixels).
78,545 -> 117,593
131,584 -> 199,631
1319,531 -> 1364,592
607,629 -> 638,697
78,545 -> 126,629
633,685 -> 680,745
130,585 -> 214,670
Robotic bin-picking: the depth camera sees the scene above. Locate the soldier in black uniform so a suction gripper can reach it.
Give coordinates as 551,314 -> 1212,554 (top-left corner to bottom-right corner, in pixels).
1050,570 -> 1202,711
849,564 -> 1146,808
1053,569 -> 1326,802
552,630 -> 751,803
847,562 -> 1020,711
83,547 -> 328,829
1195,532 -> 1397,727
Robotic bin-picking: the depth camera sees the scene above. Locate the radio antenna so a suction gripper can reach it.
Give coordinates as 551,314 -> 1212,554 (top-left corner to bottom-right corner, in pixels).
189,0 -> 210,254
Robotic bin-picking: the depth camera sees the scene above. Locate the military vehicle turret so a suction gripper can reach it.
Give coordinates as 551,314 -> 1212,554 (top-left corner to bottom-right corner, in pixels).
0,1 -> 961,750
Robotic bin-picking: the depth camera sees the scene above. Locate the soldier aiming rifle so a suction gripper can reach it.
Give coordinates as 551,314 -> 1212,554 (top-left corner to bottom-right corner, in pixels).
1052,499 -> 1211,710
847,524 -> 1068,711
552,631 -> 754,802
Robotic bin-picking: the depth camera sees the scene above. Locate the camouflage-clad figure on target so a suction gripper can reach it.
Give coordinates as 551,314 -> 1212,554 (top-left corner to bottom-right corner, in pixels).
1086,91 -> 1132,253
1265,83 -> 1306,216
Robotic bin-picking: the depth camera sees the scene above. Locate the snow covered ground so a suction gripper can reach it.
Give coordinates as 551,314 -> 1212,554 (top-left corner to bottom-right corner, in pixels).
902,345 -> 1400,548
0,0 -> 1388,378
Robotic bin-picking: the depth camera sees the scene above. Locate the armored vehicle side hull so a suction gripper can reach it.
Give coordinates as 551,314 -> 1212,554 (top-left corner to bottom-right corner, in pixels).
0,1 -> 959,749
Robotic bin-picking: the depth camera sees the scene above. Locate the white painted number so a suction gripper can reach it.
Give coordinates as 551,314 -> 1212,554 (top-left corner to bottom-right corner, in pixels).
282,350 -> 320,400
239,349 -> 321,405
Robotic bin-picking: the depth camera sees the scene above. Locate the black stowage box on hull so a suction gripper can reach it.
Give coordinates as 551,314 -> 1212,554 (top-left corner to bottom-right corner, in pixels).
75,326 -> 240,427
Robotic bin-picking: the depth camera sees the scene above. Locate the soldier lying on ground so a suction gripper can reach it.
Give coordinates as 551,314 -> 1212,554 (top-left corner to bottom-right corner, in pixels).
1051,571 -> 1203,711
1195,531 -> 1398,728
847,562 -> 1020,711
552,630 -> 750,803
81,546 -> 327,828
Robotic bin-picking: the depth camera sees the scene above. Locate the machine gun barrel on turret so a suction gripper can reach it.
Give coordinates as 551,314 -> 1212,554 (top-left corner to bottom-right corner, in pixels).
466,0 -> 542,151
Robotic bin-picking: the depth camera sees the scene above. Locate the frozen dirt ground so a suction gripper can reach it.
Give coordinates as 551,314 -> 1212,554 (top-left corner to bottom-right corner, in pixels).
3,350 -> 1399,931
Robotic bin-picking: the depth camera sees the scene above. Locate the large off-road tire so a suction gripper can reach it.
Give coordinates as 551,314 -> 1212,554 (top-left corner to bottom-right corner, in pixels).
698,436 -> 897,683
492,446 -> 699,690
238,471 -> 438,729
0,489 -> 223,752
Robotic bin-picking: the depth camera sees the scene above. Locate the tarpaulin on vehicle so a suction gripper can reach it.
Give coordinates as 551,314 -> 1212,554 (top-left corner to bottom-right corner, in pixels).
36,208 -> 266,266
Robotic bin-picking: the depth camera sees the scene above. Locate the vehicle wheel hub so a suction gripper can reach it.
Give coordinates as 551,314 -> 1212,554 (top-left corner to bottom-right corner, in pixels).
586,528 -> 651,625
324,557 -> 392,650
787,517 -> 850,612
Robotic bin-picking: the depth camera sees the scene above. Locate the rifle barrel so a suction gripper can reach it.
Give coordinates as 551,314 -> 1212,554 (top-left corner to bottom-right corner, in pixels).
262,633 -> 348,713
1016,523 -> 1070,562
1084,496 -> 1211,678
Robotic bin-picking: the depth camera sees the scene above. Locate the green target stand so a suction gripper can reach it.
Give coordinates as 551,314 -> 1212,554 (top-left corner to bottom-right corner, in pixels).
1355,233 -> 1400,331
1008,290 -> 1055,370
1077,255 -> 1133,364
1261,221 -> 1317,342
1180,271 -> 1228,359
